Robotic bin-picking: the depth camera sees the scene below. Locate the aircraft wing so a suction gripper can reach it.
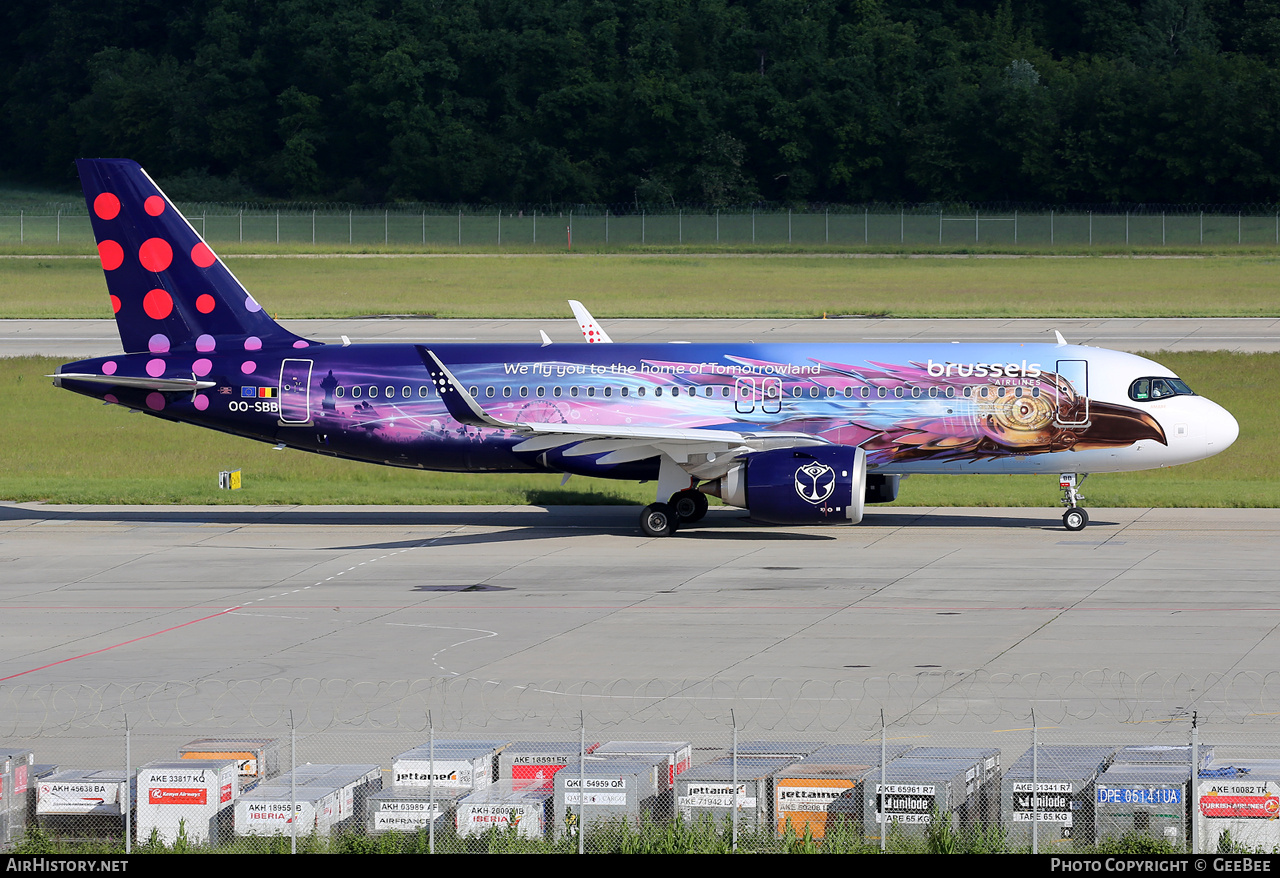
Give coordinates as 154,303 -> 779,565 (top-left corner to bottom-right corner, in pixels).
419,348 -> 826,477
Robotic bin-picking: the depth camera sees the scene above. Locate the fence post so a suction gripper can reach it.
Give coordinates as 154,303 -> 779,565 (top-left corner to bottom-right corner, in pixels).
57,208 -> 60,244
429,711 -> 436,854
1191,711 -> 1199,854
900,208 -> 903,244
458,210 -> 461,246
422,211 -> 425,245
1031,709 -> 1038,855
880,709 -> 887,852
679,208 -> 682,244
643,210 -> 646,244
1162,212 -> 1165,246
385,209 -> 388,245
578,712 -> 586,855
124,716 -> 131,853
497,209 -> 501,247
349,209 -> 352,245
939,209 -> 942,244
312,210 -> 316,245
752,208 -> 755,243
788,208 -> 791,243
731,710 -> 738,852
865,208 -> 868,244
1125,211 -> 1129,245
534,210 -> 537,244
1015,209 -> 1018,244
716,209 -> 719,243
290,710 -> 297,855
1050,209 -> 1053,245
1200,211 -> 1203,245
1089,211 -> 1092,246
569,210 -> 573,247
975,209 -> 979,243
239,209 -> 242,243
276,210 -> 280,244
825,207 -> 828,244
605,209 -> 609,244
1239,211 -> 1242,245
19,210 -> 22,243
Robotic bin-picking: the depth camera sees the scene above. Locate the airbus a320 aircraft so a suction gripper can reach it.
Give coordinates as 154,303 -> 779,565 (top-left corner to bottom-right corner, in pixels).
54,159 -> 1239,536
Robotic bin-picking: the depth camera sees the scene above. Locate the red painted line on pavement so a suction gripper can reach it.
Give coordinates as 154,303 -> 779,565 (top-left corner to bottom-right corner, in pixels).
0,606 -> 242,682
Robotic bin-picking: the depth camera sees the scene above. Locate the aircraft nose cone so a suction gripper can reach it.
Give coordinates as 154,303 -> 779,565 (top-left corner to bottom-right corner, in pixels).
1207,405 -> 1239,453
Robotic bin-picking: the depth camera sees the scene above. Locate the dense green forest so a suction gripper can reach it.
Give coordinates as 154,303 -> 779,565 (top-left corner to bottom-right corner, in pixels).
4,0 -> 1280,205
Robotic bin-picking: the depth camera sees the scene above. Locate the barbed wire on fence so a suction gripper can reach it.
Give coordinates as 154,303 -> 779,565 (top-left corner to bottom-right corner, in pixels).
5,671 -> 1280,738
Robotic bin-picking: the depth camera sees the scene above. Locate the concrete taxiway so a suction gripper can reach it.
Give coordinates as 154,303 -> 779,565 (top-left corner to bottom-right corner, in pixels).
2,503 -> 1276,741
4,316 -> 1280,358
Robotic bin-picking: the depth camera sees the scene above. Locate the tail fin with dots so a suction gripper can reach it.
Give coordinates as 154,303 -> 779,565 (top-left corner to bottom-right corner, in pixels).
76,159 -> 311,355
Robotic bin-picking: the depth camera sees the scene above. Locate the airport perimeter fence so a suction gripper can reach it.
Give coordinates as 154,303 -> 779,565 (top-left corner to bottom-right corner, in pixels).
5,672 -> 1280,854
6,202 -> 1280,249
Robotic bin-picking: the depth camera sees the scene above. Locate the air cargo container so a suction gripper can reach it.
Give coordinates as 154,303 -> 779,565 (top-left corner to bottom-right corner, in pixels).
368,786 -> 465,834
456,779 -> 554,839
136,760 -> 239,845
553,757 -> 664,838
0,749 -> 33,845
1001,745 -> 1119,849
1094,763 -> 1190,846
1196,759 -> 1280,852
391,740 -> 508,792
593,741 -> 692,790
499,741 -> 600,786
36,769 -> 136,840
234,764 -> 380,838
676,756 -> 799,833
179,737 -> 279,786
861,750 -> 1000,840
774,761 -> 877,840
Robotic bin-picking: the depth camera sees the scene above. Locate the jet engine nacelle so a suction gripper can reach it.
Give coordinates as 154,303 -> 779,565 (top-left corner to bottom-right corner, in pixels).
706,446 -> 867,525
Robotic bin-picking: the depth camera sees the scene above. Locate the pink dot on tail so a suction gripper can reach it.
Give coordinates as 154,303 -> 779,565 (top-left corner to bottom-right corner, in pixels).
196,334 -> 216,352
194,395 -> 209,411
244,296 -> 262,313
98,240 -> 124,271
104,394 -> 118,404
143,288 -> 173,320
191,242 -> 216,268
241,361 -> 256,374
102,361 -> 117,375
93,193 -> 120,220
147,359 -> 165,377
293,340 -> 309,349
138,238 -> 173,272
244,336 -> 262,351
193,358 -> 212,377
146,392 -> 165,411
144,196 -> 165,216
148,334 -> 170,353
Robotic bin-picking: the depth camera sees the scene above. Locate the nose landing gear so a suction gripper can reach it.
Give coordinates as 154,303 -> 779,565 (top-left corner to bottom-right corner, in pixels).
1060,473 -> 1089,531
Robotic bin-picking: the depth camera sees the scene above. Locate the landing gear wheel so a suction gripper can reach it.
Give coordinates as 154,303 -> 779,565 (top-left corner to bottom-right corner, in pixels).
1063,507 -> 1089,532
669,490 -> 708,524
640,503 -> 678,537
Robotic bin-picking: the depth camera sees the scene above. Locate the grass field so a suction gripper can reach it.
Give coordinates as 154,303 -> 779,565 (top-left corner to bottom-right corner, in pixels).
2,351 -> 1273,508
3,253 -> 1280,319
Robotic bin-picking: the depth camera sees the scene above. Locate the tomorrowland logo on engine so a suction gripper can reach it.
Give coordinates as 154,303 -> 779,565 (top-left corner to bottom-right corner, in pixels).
794,462 -> 836,505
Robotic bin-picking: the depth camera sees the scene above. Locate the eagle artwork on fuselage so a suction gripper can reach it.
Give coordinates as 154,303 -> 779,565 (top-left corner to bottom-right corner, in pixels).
53,160 -> 1240,535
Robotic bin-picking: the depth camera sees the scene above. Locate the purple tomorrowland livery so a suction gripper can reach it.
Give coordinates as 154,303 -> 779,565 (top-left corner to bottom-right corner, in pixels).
54,159 -> 1239,535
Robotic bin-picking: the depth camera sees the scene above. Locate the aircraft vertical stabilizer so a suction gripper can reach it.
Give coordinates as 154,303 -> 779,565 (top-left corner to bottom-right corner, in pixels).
75,158 -> 311,355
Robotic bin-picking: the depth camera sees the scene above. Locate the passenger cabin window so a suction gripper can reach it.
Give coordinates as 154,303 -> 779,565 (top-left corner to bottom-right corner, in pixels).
1130,377 -> 1195,401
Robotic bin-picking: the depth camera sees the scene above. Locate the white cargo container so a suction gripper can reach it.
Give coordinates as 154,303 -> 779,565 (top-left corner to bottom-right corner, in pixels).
234,764 -> 380,838
391,740 -> 507,792
499,741 -> 600,786
368,786 -> 464,834
456,779 -> 554,839
1196,760 -> 1280,852
553,757 -> 664,838
37,770 -> 133,817
136,760 -> 239,845
594,741 -> 692,790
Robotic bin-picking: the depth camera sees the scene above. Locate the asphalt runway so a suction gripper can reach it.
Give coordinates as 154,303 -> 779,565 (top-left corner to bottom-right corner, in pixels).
3,503 -> 1277,749
4,316 -> 1280,358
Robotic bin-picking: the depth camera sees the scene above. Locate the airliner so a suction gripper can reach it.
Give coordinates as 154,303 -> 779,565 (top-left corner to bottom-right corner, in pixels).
52,159 -> 1239,535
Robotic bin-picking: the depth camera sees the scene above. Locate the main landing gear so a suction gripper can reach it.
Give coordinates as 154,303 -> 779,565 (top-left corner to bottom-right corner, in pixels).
1059,473 -> 1089,531
639,489 -> 709,537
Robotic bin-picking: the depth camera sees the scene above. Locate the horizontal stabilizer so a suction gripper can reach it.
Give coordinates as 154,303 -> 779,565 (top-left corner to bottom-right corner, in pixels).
51,372 -> 216,392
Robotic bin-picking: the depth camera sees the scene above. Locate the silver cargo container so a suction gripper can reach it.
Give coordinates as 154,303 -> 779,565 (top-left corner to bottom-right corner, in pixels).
234,763 -> 380,838
675,756 -> 800,833
368,785 -> 466,835
499,741 -> 600,787
553,757 -> 664,839
456,779 -> 554,839
0,749 -> 34,846
1001,745 -> 1119,849
1094,763 -> 1190,846
392,740 -> 508,792
178,737 -> 279,787
861,750 -> 1000,841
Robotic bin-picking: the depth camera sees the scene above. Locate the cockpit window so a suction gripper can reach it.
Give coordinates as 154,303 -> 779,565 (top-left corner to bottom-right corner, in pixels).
1129,377 -> 1196,401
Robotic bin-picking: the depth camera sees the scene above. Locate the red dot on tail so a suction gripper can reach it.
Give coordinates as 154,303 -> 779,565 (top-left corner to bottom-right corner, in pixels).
98,240 -> 124,271
143,288 -> 173,320
110,294 -> 121,314
139,238 -> 173,272
93,193 -> 120,220
191,242 -> 216,268
196,294 -> 215,313
144,196 -> 165,216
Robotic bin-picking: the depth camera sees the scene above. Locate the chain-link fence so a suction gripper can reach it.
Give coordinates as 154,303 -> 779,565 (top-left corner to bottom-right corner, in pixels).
4,204 -> 1280,249
3,673 -> 1280,853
